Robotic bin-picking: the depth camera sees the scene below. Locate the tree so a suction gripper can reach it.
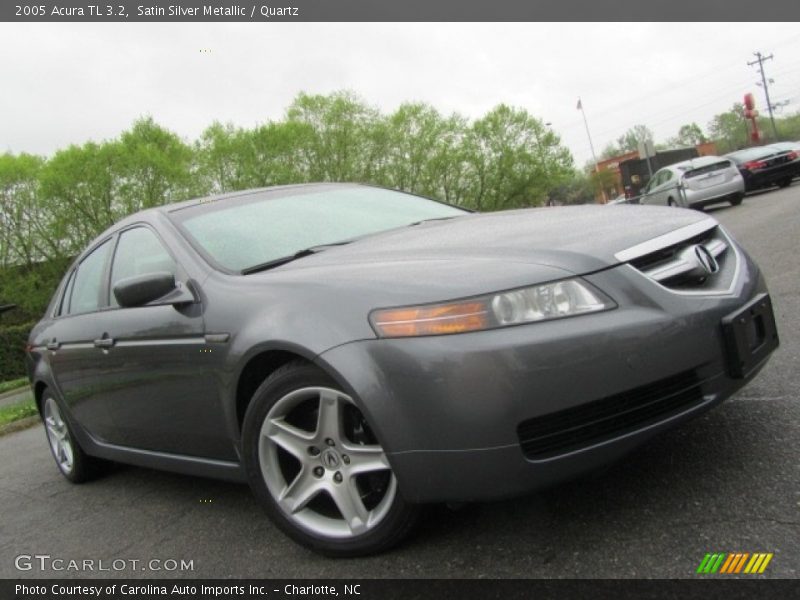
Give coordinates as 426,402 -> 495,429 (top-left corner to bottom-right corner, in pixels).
195,122 -> 253,194
707,103 -> 750,154
616,124 -> 655,154
0,93 -> 585,323
667,123 -> 707,148
462,105 -> 574,211
0,153 -> 47,269
286,91 -> 381,182
116,117 -> 199,211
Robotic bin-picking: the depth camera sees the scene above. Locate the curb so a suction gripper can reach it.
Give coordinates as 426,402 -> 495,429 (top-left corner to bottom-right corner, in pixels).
0,385 -> 30,402
0,416 -> 40,437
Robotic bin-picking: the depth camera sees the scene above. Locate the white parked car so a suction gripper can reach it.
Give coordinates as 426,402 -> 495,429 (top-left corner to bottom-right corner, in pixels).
639,156 -> 745,209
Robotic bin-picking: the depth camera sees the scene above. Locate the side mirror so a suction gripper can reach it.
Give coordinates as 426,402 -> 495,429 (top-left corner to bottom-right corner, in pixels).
113,272 -> 194,308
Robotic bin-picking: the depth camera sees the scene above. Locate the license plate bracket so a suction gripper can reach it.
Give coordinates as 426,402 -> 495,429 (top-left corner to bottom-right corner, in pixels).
721,293 -> 779,379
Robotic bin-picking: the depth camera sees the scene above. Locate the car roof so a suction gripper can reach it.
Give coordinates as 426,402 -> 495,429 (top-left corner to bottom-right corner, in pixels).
726,146 -> 780,161
163,182 -> 361,213
768,141 -> 800,151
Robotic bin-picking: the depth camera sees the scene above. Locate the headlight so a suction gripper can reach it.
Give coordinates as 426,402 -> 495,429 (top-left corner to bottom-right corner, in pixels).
370,278 -> 616,338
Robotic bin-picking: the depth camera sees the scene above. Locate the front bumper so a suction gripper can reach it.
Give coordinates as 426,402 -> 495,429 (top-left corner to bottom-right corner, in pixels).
315,252 -> 774,503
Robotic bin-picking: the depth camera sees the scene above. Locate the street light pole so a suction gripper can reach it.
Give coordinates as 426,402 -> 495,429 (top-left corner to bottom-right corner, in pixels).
577,97 -> 606,203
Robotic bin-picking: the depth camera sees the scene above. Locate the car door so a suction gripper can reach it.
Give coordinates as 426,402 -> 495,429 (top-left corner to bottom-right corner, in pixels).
658,170 -> 679,205
640,171 -> 664,205
96,225 -> 234,460
45,238 -> 119,443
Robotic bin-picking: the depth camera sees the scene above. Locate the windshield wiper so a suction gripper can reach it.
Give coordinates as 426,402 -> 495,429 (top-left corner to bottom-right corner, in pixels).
241,241 -> 353,275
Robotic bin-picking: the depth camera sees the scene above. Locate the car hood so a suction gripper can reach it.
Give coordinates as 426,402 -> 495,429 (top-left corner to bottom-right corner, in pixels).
292,204 -> 707,271
242,205 -> 711,305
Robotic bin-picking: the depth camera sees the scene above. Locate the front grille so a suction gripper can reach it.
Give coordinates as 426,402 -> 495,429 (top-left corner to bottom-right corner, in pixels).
517,370 -> 705,459
627,225 -> 735,292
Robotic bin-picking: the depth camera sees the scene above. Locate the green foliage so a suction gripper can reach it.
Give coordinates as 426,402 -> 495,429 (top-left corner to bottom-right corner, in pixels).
666,123 -> 707,148
0,92 -> 579,324
0,153 -> 47,270
0,322 -> 34,381
0,377 -> 27,394
464,105 -> 574,211
0,397 -> 37,427
548,171 -> 595,205
602,125 -> 655,159
707,103 -> 751,154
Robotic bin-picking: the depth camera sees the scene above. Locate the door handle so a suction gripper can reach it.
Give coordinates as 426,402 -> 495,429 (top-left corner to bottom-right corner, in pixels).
46,340 -> 60,351
93,337 -> 115,349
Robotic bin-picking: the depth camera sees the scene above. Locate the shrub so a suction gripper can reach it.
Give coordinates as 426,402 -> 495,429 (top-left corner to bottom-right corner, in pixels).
0,322 -> 35,381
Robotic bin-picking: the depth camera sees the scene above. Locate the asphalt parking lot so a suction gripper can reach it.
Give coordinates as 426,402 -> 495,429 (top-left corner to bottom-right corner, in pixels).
1,184 -> 798,579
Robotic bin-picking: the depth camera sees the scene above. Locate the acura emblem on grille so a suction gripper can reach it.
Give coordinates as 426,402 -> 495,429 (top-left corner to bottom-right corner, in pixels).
694,245 -> 719,275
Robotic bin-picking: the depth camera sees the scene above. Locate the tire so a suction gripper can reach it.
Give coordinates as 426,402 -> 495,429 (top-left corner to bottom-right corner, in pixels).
777,178 -> 792,188
41,391 -> 109,483
242,361 -> 420,557
667,197 -> 677,207
730,194 -> 744,207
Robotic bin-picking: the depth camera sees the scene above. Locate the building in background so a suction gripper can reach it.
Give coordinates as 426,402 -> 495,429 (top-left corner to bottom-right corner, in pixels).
593,142 -> 718,202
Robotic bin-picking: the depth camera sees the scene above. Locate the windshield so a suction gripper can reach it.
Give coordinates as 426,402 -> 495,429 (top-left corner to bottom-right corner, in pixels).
171,185 -> 468,272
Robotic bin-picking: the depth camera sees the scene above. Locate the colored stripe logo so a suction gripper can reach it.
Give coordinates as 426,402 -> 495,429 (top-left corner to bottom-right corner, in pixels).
696,552 -> 773,574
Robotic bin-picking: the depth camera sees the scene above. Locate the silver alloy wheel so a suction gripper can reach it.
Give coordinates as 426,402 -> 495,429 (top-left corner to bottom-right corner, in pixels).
44,397 -> 74,474
258,387 -> 397,539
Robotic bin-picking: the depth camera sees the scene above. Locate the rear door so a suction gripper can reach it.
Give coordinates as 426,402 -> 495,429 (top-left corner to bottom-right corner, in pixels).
656,170 -> 678,205
46,238 -> 119,442
96,225 -> 234,460
641,170 -> 667,205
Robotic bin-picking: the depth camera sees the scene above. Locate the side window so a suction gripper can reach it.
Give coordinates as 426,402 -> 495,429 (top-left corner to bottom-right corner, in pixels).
67,240 -> 112,315
56,270 -> 76,317
662,170 -> 674,184
110,227 -> 177,307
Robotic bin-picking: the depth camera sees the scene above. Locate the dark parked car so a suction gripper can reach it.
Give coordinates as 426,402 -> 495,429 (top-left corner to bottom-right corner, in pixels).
27,184 -> 779,556
726,145 -> 799,191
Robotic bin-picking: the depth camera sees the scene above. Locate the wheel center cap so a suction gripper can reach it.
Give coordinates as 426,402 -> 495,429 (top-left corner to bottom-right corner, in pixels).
320,448 -> 341,470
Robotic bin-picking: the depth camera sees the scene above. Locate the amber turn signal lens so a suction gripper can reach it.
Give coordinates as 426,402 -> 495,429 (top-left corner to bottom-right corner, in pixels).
372,301 -> 489,338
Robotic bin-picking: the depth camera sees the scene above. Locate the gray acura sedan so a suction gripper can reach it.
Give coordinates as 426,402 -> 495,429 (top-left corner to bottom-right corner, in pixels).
26,183 -> 778,556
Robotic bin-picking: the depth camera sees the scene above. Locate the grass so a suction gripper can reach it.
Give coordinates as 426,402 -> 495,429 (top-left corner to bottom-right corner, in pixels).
0,396 -> 38,427
0,377 -> 28,395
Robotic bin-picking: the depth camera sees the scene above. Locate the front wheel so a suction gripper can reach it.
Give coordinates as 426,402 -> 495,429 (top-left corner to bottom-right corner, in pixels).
242,362 -> 419,556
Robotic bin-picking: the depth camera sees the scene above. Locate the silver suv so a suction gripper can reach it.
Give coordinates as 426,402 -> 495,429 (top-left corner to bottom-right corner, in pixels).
639,156 -> 745,209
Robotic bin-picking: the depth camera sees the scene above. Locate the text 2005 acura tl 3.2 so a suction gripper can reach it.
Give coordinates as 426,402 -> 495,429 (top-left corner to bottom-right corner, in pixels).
26,184 -> 778,556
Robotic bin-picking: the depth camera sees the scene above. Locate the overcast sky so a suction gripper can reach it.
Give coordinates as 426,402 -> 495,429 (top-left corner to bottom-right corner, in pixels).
1,22 -> 799,167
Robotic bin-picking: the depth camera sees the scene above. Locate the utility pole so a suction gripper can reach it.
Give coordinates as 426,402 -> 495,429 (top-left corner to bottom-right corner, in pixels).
748,51 -> 779,141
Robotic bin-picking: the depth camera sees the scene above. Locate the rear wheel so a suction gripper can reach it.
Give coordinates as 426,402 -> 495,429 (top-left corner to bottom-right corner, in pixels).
668,197 -> 677,207
777,178 -> 793,188
242,362 -> 419,556
730,194 -> 744,207
42,393 -> 108,483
